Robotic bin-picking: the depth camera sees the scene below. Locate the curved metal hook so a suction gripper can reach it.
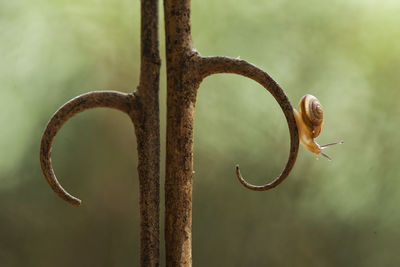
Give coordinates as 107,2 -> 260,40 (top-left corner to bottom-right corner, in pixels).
40,91 -> 134,206
199,56 -> 299,191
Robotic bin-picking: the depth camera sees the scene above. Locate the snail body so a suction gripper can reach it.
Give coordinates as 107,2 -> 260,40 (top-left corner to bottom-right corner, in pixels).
293,94 -> 343,160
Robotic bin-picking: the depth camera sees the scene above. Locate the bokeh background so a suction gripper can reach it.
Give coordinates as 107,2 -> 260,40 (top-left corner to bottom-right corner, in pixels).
1,0 -> 400,266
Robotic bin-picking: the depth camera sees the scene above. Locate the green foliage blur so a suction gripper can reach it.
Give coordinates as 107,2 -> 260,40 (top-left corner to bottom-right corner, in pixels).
1,0 -> 400,266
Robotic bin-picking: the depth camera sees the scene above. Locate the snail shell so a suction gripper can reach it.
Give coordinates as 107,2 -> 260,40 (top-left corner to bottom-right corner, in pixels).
298,94 -> 324,138
294,94 -> 343,160
294,94 -> 324,155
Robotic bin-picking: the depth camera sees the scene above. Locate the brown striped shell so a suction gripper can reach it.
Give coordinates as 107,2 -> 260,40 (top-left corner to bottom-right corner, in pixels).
298,94 -> 324,138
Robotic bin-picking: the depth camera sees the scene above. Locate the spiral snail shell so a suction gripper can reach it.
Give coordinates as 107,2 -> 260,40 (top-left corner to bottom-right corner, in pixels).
294,94 -> 343,160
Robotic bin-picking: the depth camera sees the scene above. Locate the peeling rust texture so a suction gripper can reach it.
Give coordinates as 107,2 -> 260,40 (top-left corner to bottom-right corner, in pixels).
164,0 -> 197,265
136,0 -> 161,266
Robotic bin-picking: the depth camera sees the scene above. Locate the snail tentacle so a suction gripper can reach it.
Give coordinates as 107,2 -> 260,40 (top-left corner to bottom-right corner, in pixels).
320,140 -> 344,148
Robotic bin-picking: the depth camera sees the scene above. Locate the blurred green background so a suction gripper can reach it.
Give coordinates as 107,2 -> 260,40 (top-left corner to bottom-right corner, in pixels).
1,0 -> 400,266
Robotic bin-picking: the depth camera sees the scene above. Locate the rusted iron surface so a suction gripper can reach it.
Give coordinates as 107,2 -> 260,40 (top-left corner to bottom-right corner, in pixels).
40,0 -> 161,266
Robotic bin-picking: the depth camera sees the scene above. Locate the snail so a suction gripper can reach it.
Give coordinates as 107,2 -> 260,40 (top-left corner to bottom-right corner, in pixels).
293,94 -> 343,160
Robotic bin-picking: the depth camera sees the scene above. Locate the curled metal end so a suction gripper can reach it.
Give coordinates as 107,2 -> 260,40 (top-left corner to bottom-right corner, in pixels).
40,134 -> 83,206
234,100 -> 299,191
234,106 -> 299,191
199,56 -> 300,191
236,163 -> 293,191
40,91 -> 132,206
